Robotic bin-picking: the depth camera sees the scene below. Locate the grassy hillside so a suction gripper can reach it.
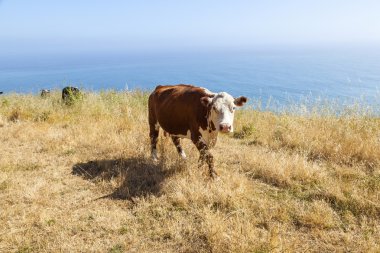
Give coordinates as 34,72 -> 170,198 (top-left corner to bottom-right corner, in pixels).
0,91 -> 379,252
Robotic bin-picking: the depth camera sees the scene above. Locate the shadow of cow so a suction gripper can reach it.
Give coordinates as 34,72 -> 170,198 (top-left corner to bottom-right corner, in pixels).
72,157 -> 175,200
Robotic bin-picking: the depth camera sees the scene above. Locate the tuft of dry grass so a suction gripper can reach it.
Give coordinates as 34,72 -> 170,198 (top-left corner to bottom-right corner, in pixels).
0,91 -> 379,252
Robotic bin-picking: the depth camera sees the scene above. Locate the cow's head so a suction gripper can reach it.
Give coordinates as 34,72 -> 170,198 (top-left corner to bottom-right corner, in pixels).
201,92 -> 247,133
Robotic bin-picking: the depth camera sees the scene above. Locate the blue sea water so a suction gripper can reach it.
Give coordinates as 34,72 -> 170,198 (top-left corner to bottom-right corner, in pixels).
1,49 -> 379,107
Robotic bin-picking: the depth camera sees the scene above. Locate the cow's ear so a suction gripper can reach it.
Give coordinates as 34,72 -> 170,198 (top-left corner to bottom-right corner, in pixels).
201,96 -> 213,107
234,96 -> 247,107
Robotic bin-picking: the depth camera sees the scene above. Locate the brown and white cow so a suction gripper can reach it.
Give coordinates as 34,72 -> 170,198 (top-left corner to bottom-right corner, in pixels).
148,84 -> 247,178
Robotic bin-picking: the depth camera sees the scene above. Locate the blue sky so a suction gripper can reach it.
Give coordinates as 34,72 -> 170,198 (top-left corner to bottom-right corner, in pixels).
1,0 -> 380,55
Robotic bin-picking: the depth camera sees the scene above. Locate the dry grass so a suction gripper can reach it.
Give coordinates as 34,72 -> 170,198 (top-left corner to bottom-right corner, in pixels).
0,91 -> 379,252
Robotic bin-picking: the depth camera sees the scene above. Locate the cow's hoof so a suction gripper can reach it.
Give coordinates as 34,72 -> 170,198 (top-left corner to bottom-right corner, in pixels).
151,155 -> 159,163
180,151 -> 187,159
210,171 -> 219,180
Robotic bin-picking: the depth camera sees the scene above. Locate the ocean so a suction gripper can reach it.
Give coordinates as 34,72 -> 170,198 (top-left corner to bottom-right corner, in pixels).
1,49 -> 379,108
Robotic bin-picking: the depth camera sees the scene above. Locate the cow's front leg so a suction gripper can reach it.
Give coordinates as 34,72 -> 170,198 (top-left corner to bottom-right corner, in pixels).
171,136 -> 186,159
192,135 -> 217,179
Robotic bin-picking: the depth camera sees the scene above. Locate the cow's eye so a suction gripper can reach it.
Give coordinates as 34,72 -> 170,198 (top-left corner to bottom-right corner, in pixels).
232,106 -> 236,110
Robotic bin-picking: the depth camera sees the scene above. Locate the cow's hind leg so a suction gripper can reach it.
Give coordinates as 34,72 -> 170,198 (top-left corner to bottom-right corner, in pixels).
149,110 -> 159,161
149,123 -> 159,161
171,136 -> 186,159
191,134 -> 218,179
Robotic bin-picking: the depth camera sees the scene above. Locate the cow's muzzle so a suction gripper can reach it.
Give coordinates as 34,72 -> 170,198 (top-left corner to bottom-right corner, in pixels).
219,124 -> 232,133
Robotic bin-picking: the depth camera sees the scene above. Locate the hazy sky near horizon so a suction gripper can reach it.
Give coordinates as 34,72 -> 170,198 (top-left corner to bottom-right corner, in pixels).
1,0 -> 380,55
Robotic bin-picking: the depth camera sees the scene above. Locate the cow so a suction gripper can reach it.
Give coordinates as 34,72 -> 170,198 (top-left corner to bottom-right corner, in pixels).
148,84 -> 247,178
62,86 -> 80,102
40,89 -> 50,97
0,91 -> 3,95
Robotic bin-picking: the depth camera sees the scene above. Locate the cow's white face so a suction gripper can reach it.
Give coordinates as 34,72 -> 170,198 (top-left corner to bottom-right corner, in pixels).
201,92 -> 247,133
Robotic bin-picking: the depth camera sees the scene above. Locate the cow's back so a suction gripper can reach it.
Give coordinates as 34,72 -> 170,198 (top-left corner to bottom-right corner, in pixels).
149,85 -> 209,136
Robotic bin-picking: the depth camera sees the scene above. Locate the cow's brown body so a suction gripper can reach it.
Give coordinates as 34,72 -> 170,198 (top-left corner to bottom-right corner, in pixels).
149,84 -> 212,136
148,84 -> 247,178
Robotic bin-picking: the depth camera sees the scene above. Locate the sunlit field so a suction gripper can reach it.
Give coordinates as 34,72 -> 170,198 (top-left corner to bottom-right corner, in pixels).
0,91 -> 379,252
